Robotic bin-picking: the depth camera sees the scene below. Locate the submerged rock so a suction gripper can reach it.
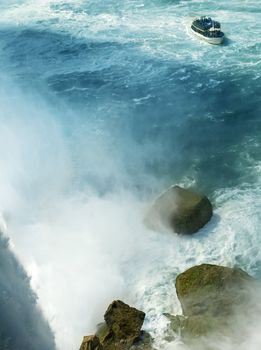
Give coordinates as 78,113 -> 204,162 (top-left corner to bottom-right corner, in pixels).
170,264 -> 256,339
80,300 -> 152,350
144,185 -> 212,234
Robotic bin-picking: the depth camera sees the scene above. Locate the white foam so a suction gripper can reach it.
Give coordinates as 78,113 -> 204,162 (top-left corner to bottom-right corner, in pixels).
1,84 -> 261,350
0,1 -> 261,349
1,0 -> 260,72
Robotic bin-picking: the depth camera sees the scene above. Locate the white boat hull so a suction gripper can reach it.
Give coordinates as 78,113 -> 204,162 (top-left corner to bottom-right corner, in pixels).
191,27 -> 224,45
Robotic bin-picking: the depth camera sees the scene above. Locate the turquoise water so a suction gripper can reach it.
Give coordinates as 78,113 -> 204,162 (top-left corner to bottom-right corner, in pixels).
0,1 -> 260,349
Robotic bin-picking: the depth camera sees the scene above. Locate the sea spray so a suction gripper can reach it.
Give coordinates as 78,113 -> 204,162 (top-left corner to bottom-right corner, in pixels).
0,0 -> 260,349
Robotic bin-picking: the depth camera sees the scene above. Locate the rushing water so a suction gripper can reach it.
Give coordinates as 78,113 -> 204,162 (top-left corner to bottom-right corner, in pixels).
0,0 -> 261,349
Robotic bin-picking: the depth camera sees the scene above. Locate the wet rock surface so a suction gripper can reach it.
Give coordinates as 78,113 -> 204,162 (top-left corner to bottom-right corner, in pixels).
169,264 -> 257,340
175,263 -> 254,318
80,300 -> 153,350
144,185 -> 213,234
104,300 -> 145,346
79,335 -> 103,350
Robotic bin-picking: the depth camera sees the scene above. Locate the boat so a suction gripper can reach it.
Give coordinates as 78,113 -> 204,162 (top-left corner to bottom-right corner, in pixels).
191,16 -> 224,45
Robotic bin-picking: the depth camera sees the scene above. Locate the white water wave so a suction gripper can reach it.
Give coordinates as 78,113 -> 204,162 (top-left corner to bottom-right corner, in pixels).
0,0 -> 260,72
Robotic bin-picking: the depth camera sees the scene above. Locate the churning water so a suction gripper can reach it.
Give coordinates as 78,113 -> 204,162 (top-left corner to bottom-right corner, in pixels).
0,0 -> 260,349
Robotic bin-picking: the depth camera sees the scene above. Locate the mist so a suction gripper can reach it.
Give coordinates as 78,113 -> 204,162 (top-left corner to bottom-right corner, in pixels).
2,80 -> 261,350
0,78 -> 163,349
1,0 -> 261,349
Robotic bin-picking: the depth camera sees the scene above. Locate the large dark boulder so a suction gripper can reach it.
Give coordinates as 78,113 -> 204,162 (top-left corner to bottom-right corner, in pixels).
175,264 -> 254,317
103,300 -> 145,346
80,300 -> 152,350
144,186 -> 212,234
96,323 -> 152,350
170,264 -> 257,339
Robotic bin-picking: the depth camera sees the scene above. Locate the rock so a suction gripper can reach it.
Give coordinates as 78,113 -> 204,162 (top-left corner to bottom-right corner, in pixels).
175,264 -> 254,317
96,325 -> 153,350
95,323 -> 111,344
80,300 -> 154,350
79,335 -> 103,350
103,300 -> 145,346
91,300 -> 151,350
144,185 -> 212,234
131,330 -> 153,350
172,264 -> 256,338
163,313 -> 186,334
